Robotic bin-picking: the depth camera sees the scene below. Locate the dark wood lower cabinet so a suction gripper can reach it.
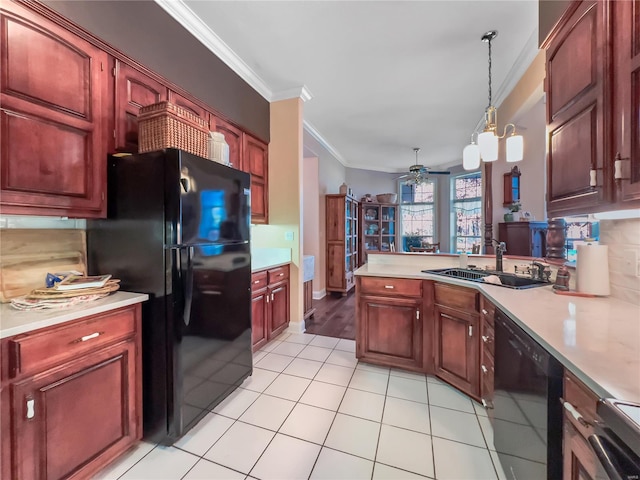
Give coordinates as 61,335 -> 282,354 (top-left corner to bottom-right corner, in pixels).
251,265 -> 290,352
433,305 -> 480,399
0,304 -> 142,480
357,295 -> 424,371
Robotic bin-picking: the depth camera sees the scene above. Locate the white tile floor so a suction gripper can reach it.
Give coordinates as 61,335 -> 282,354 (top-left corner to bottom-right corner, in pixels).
95,333 -> 508,480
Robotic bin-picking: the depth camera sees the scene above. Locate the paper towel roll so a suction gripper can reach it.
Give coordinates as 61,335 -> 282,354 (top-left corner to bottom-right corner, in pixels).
576,244 -> 610,295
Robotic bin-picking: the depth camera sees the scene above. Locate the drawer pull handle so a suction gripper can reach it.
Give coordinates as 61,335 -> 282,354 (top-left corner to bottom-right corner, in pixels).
26,397 -> 35,419
253,280 -> 260,284
279,273 -> 284,276
482,335 -> 492,343
481,365 -> 488,374
384,285 -> 394,289
468,325 -> 473,337
71,332 -> 103,344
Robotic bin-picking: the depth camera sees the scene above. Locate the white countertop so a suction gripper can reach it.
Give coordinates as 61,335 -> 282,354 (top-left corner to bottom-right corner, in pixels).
0,291 -> 149,339
356,254 -> 640,403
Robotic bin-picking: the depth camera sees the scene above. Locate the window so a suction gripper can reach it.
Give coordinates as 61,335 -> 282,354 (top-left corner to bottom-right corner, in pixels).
399,180 -> 436,251
452,173 -> 482,253
565,217 -> 599,262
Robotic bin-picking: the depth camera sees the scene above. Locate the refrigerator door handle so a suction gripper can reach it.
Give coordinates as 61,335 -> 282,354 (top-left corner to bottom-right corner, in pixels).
182,246 -> 194,326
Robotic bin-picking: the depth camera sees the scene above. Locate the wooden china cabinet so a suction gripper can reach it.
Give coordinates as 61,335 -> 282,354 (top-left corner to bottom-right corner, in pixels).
326,194 -> 358,295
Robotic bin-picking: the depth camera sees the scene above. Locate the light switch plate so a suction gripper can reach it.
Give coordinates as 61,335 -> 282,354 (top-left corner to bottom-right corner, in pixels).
284,231 -> 294,241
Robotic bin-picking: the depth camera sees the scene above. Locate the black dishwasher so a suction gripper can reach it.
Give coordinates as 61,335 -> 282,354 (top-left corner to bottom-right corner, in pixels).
494,309 -> 564,480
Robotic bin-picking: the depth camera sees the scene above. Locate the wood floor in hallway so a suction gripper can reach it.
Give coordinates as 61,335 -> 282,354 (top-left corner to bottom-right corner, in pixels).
304,291 -> 356,340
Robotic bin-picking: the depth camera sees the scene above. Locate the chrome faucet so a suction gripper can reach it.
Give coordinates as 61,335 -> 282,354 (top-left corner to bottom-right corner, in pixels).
531,261 -> 551,282
494,241 -> 506,272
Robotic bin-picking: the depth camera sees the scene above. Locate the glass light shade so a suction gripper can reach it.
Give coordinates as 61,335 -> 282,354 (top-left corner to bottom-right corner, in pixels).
478,131 -> 498,162
506,135 -> 524,162
463,143 -> 481,170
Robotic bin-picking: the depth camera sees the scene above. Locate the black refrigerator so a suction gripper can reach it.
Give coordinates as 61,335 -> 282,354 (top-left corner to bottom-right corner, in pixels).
87,149 -> 252,444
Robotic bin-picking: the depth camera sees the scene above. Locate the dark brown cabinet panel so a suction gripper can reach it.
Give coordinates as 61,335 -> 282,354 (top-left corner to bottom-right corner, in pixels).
0,304 -> 142,480
480,296 -> 495,412
615,0 -> 640,204
545,1 -> 613,216
12,341 -> 137,480
434,305 -> 480,399
358,295 -> 424,371
250,265 -> 290,352
0,1 -> 109,218
168,89 -> 207,121
251,289 -> 268,351
211,115 -> 243,170
243,134 -> 269,224
114,60 -> 167,153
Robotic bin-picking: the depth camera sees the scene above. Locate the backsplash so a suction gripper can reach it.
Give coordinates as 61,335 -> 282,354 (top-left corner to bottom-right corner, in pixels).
0,215 -> 85,229
599,218 -> 640,306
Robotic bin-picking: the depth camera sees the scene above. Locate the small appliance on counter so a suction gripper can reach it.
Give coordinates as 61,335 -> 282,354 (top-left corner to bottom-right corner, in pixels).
87,149 -> 252,444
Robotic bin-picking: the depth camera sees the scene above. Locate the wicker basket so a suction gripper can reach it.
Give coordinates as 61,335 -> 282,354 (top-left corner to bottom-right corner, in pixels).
138,101 -> 209,158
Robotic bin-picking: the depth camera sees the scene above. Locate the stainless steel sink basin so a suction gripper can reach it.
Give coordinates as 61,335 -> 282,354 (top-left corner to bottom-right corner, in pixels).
422,268 -> 550,289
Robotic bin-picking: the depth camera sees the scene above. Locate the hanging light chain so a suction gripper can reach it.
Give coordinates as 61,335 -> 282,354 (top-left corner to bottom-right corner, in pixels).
487,37 -> 492,108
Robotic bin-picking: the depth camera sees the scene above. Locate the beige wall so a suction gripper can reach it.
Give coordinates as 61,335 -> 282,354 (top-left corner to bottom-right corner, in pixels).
302,157 -> 321,290
304,130 -> 346,297
253,98 -> 305,330
493,50 -> 546,229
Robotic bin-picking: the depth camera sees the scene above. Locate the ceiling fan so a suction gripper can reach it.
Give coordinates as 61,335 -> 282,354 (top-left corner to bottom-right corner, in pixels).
395,148 -> 451,184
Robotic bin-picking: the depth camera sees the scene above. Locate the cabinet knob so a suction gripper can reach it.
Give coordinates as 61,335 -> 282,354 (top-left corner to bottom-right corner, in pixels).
482,335 -> 492,344
481,398 -> 494,409
384,285 -> 394,289
482,309 -> 488,315
481,365 -> 488,374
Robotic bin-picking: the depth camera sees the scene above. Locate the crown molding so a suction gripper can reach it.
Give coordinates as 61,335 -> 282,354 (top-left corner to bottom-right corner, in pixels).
154,0 -> 273,101
303,121 -> 347,167
272,86 -> 314,103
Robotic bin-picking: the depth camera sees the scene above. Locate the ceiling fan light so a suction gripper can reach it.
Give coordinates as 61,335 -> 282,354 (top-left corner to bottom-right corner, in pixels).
506,134 -> 524,162
463,143 -> 481,170
478,131 -> 498,162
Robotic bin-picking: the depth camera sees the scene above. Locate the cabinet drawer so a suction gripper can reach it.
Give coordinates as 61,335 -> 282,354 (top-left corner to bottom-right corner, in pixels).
359,277 -> 422,297
251,271 -> 268,291
8,307 -> 136,378
268,265 -> 289,284
480,297 -> 495,327
434,283 -> 479,312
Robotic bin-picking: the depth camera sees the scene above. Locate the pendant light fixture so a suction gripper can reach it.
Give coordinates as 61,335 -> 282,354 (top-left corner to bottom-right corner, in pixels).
463,30 -> 523,171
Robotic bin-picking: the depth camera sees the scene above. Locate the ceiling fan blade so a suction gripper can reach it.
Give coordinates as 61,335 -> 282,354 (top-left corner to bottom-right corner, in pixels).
426,171 -> 451,175
394,174 -> 411,180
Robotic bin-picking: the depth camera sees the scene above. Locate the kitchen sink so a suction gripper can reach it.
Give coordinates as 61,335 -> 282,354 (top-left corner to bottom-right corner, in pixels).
422,268 -> 550,289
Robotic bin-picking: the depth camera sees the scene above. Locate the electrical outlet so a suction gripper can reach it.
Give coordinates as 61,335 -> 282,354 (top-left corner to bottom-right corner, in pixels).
284,231 -> 294,241
622,249 -> 638,276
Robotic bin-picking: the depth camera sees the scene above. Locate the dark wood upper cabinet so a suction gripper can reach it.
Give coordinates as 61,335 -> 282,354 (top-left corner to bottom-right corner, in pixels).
614,0 -> 640,204
545,0 -> 640,215
114,59 -> 167,153
211,115 -> 243,170
544,0 -> 613,216
0,1 -> 109,218
168,89 -> 208,122
243,133 -> 269,224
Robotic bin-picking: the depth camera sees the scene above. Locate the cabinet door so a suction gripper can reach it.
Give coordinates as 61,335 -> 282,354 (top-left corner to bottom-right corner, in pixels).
0,3 -> 109,218
11,340 -> 138,480
545,1 -> 613,216
615,0 -> 640,203
269,280 -> 289,338
434,305 -> 480,398
211,115 -> 243,169
243,134 -> 269,224
563,417 -> 605,480
357,296 -> 423,371
251,289 -> 268,352
114,60 -> 167,152
168,90 -> 207,122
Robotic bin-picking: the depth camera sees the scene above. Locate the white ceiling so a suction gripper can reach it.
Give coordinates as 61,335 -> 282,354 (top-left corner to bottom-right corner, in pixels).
157,0 -> 539,173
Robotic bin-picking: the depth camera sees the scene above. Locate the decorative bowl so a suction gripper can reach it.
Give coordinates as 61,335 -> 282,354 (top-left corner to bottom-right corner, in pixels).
376,193 -> 397,203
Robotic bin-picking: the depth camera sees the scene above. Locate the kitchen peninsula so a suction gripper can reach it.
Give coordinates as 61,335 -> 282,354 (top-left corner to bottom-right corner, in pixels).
355,253 -> 640,403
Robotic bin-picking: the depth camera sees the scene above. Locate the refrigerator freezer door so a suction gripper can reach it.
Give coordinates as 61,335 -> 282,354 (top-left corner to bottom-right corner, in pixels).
165,150 -> 251,247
